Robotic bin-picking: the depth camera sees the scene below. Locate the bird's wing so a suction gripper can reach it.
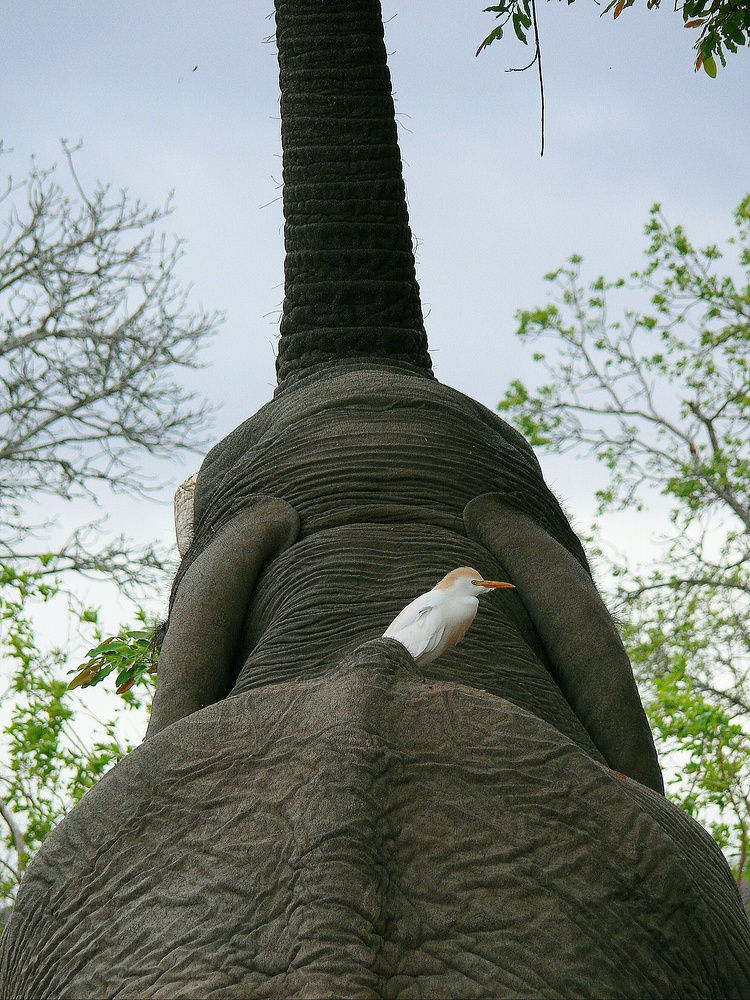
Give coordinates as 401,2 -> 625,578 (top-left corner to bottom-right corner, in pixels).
383,592 -> 435,637
404,614 -> 448,662
384,595 -> 449,664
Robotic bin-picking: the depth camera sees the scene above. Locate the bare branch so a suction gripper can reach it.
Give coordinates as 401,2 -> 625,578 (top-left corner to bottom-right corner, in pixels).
0,143 -> 222,589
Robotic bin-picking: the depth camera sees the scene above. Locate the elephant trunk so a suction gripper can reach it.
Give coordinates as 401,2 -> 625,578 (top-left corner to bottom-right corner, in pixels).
274,0 -> 433,387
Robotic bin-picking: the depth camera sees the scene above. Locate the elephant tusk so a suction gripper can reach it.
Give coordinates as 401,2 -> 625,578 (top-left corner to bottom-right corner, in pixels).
174,471 -> 199,557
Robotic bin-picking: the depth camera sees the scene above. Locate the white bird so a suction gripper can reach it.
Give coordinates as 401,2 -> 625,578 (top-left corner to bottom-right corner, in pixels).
383,566 -> 514,666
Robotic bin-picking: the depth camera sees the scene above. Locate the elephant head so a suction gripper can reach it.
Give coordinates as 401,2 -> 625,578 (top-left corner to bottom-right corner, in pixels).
2,2 -> 749,997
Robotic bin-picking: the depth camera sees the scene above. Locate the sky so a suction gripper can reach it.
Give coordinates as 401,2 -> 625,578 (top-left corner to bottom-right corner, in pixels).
2,0 -> 750,631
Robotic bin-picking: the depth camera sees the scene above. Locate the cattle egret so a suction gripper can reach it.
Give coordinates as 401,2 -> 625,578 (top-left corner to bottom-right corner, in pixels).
383,566 -> 514,666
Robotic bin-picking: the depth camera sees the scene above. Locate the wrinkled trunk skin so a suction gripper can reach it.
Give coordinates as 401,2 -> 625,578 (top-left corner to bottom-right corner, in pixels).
3,2 -> 750,998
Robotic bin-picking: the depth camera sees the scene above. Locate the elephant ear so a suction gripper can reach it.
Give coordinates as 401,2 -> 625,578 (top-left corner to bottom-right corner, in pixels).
146,495 -> 300,740
464,493 -> 663,794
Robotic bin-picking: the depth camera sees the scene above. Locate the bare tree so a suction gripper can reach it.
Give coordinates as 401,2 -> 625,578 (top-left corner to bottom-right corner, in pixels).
0,141 -> 221,590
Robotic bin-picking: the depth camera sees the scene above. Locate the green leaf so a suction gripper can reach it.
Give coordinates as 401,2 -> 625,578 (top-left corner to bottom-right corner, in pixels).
726,19 -> 746,48
476,25 -> 504,56
513,14 -> 528,44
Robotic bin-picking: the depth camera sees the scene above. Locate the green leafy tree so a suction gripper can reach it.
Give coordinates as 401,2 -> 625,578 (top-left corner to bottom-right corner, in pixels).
0,142 -> 219,909
498,196 -> 750,886
0,563 -> 155,907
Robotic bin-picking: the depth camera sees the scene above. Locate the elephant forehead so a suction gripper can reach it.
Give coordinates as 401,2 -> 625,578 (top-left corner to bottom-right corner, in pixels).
4,654 -> 748,998
202,379 -> 558,539
241,417 -> 492,533
198,365 -> 535,486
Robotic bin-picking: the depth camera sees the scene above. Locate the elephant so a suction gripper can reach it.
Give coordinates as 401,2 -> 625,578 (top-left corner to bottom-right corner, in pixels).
2,1 -> 749,997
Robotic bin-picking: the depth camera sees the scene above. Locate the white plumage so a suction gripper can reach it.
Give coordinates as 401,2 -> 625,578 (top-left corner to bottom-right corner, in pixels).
383,566 -> 514,666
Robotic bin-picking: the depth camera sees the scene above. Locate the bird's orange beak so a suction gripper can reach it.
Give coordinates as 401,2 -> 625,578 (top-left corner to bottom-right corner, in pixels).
473,579 -> 514,589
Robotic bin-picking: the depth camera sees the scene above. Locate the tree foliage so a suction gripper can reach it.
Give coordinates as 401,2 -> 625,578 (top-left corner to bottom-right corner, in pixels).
498,197 -> 750,885
68,620 -> 161,696
0,563 -> 154,906
479,0 -> 749,76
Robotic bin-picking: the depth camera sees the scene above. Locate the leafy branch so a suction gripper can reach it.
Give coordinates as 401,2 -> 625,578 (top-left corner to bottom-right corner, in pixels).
68,612 -> 162,696
1,563 -> 153,905
498,196 -> 750,883
477,1 -> 548,155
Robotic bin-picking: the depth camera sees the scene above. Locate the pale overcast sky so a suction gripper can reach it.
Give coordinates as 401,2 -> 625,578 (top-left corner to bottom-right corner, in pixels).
3,1 -> 749,617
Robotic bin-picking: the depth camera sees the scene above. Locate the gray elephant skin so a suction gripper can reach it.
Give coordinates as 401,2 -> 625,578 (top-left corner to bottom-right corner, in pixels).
2,1 -> 750,997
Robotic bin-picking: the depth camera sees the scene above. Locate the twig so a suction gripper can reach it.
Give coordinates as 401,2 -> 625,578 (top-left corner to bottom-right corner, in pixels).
506,0 -> 545,155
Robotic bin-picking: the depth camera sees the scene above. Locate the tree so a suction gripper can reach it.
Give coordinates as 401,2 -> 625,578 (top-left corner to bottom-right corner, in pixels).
0,142 -> 220,907
0,563 -> 155,908
0,140 -> 221,591
498,196 -> 750,887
